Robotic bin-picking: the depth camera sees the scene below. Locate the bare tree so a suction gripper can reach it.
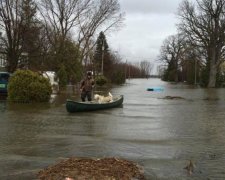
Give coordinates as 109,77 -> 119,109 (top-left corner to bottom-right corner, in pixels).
158,34 -> 186,81
38,0 -> 90,64
37,0 -> 93,86
76,0 -> 124,65
38,0 -> 124,72
0,0 -> 43,72
178,0 -> 225,87
39,0 -> 90,41
139,60 -> 153,78
0,0 -> 25,72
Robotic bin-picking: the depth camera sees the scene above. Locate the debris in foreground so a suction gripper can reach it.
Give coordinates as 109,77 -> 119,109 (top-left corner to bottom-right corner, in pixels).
38,157 -> 145,180
184,160 -> 194,175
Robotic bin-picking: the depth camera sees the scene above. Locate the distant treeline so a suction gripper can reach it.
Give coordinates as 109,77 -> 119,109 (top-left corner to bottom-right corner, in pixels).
158,0 -> 225,88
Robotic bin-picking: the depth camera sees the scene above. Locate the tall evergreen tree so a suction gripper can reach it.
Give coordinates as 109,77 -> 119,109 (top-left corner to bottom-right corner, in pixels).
20,0 -> 42,70
94,32 -> 109,75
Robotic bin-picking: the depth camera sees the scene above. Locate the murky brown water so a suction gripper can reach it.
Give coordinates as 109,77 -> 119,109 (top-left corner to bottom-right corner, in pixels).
0,78 -> 225,180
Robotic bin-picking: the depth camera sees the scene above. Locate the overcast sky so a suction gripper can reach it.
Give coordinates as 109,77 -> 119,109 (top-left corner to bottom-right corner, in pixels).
108,0 -> 184,71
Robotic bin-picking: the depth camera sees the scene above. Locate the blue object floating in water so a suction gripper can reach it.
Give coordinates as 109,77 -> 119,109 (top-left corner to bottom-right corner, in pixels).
147,87 -> 164,91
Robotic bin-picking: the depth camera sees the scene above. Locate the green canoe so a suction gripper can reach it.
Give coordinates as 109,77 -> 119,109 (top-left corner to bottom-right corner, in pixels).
66,95 -> 124,113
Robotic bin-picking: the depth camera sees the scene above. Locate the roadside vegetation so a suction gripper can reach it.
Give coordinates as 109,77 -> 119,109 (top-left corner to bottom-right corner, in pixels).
7,70 -> 52,102
158,0 -> 225,87
0,0 -> 152,93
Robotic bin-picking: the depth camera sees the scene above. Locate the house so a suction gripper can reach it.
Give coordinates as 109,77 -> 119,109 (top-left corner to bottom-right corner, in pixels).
42,71 -> 59,94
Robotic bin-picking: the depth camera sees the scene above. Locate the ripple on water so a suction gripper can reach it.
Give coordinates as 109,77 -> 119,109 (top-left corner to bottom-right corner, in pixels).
1,79 -> 225,179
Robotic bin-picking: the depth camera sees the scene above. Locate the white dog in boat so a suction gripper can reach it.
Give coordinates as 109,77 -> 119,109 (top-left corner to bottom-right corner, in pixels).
94,92 -> 113,103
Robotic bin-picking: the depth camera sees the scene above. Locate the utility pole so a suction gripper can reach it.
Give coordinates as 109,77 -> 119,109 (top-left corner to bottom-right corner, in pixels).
101,40 -> 104,75
125,60 -> 127,80
129,63 -> 130,80
194,58 -> 197,85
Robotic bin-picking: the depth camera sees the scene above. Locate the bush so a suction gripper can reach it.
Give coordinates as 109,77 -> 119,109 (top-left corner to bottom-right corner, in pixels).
199,67 -> 209,87
57,64 -> 67,89
7,70 -> 52,102
111,70 -> 125,84
95,75 -> 108,86
216,71 -> 225,87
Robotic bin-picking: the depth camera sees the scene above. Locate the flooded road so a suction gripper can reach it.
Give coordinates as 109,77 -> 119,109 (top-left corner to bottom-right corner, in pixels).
0,78 -> 225,179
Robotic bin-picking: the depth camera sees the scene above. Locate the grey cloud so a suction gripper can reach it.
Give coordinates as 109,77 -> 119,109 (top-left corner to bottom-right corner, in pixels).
108,0 -> 185,73
120,0 -> 182,15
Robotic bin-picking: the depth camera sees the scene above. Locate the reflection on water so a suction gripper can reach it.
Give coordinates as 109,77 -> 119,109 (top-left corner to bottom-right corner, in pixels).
0,79 -> 225,179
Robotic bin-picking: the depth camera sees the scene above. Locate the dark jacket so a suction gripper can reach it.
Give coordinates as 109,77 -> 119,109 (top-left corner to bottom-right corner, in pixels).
80,77 -> 94,92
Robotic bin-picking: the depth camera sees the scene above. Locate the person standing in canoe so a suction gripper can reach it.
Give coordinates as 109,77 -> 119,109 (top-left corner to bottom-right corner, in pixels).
80,71 -> 95,102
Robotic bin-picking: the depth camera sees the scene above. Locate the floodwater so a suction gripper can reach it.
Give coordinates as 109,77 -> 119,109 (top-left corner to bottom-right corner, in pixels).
0,78 -> 225,180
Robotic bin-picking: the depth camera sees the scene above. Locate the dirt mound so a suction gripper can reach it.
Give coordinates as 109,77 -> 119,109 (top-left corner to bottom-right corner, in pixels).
38,157 -> 145,180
